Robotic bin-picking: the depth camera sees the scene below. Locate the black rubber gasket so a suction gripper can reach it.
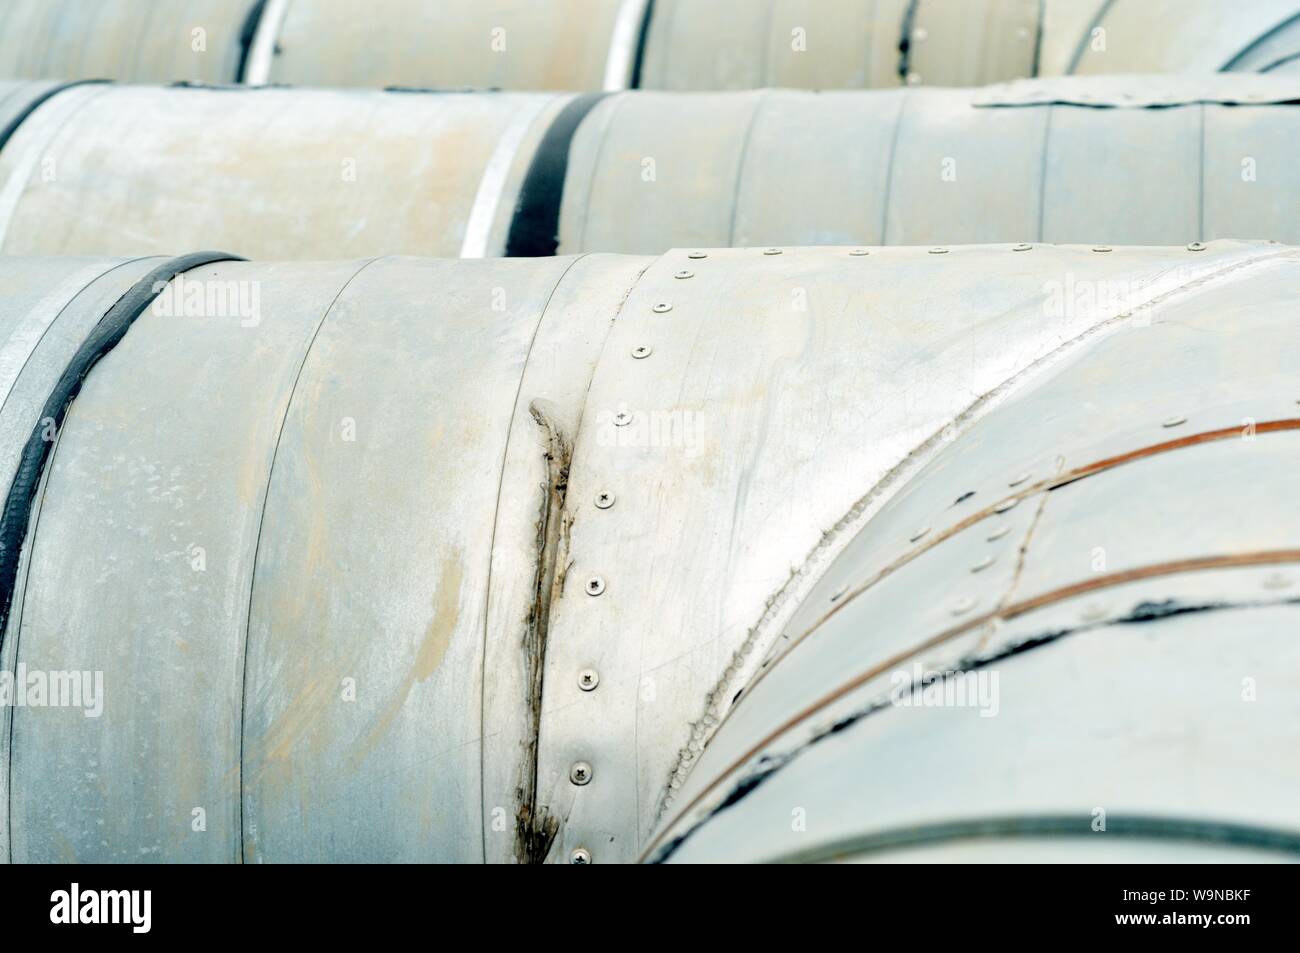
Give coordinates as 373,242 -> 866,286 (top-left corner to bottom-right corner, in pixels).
0,79 -> 108,157
504,93 -> 609,257
0,251 -> 244,644
629,0 -> 657,89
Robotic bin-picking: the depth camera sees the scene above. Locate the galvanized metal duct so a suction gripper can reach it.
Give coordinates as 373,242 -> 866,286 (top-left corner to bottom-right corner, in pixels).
0,84 -> 574,260
2,241 -> 1295,863
644,242 -> 1300,864
559,75 -> 1300,251
0,76 -> 1297,260
2,1 -> 1297,90
0,0 -> 260,84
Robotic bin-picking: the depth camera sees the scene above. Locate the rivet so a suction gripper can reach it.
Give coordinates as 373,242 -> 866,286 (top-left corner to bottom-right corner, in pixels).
1092,245 -> 1112,253
674,270 -> 694,279
1187,242 -> 1206,251
578,668 -> 600,691
951,597 -> 976,616
909,526 -> 930,542
1008,472 -> 1032,487
585,576 -> 605,596
1080,603 -> 1108,622
687,251 -> 708,259
763,248 -> 782,256
830,583 -> 849,602
1263,573 -> 1291,591
569,761 -> 593,785
1012,243 -> 1032,251
652,302 -> 672,313
594,491 -> 615,509
632,344 -> 653,359
929,247 -> 949,255
993,498 -> 1019,514
613,411 -> 632,427
971,555 -> 995,573
1162,415 -> 1187,428
570,847 -> 592,864
849,248 -> 869,256
986,524 -> 1011,542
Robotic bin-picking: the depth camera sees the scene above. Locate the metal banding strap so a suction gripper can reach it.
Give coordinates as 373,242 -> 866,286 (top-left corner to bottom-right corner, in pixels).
242,0 -> 290,86
603,0 -> 655,91
0,251 -> 245,647
235,0 -> 270,83
459,96 -> 556,258
0,79 -> 108,158
504,93 -> 609,257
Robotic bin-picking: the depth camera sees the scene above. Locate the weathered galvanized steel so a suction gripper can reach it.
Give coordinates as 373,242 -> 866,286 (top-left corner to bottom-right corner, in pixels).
2,1 -> 1297,90
0,0 -> 259,84
2,241 -> 1296,863
0,84 -> 571,260
0,76 -> 1298,259
644,241 -> 1300,863
560,76 -> 1300,252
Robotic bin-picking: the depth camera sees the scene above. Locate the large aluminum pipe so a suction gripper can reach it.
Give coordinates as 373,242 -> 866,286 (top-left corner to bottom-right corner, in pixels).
2,241 -> 1296,863
0,76 -> 1298,260
1,1 -> 1297,90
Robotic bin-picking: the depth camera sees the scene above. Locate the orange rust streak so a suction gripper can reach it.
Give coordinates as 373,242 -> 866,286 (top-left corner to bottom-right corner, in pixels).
642,548 -> 1300,862
744,418 -> 1300,711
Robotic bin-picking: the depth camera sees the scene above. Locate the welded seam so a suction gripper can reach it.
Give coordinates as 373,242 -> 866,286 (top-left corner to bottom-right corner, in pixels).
767,814 -> 1300,864
725,90 -> 770,246
646,591 -> 1300,863
235,257 -> 379,864
877,87 -> 909,243
651,246 -> 1295,826
481,255 -> 585,864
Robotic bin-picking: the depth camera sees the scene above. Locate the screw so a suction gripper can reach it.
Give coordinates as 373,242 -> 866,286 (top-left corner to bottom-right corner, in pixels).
993,498 -> 1019,514
986,524 -> 1011,542
763,248 -> 782,256
586,576 -> 605,596
632,344 -> 653,359
1162,415 -> 1187,428
1092,245 -> 1112,253
1012,243 -> 1032,251
849,248 -> 869,256
652,302 -> 672,313
909,526 -> 930,542
1187,242 -> 1206,251
570,761 -> 592,785
578,669 -> 599,691
594,491 -> 614,510
971,555 -> 995,573
687,251 -> 708,259
675,270 -> 694,279
929,247 -> 949,255
830,583 -> 849,602
570,847 -> 591,864
1008,472 -> 1032,487
613,411 -> 632,427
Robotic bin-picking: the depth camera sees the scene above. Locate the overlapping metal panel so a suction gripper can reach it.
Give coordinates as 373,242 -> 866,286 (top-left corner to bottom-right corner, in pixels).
3,241 -> 1294,863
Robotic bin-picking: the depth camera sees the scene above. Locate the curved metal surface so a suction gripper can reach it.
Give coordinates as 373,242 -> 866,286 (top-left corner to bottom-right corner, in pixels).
0,85 -> 570,260
646,243 -> 1300,862
559,77 -> 1300,252
2,243 -> 1298,864
266,0 -> 627,91
0,0 -> 254,84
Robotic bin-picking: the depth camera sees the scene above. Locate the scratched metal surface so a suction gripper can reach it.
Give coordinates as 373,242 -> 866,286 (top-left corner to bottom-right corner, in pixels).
0,0 -> 252,84
0,85 -> 569,260
266,0 -> 628,90
558,76 -> 1300,253
646,244 -> 1300,863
